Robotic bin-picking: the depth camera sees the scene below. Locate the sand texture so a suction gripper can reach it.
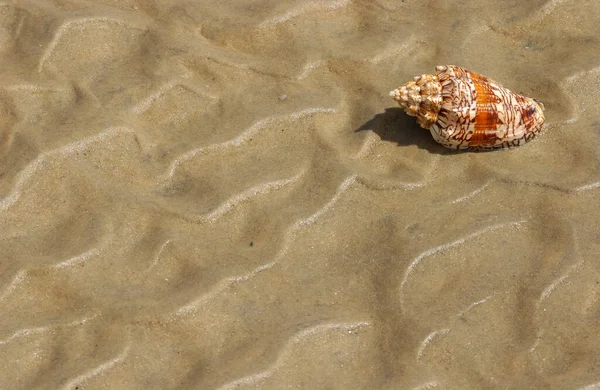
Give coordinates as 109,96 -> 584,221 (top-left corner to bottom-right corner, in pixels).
2,0 -> 600,388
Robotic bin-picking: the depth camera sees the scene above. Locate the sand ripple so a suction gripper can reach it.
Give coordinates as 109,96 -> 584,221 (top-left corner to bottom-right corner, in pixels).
2,0 -> 600,388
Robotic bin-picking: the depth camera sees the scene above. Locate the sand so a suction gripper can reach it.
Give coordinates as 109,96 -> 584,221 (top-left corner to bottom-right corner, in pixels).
1,0 -> 600,388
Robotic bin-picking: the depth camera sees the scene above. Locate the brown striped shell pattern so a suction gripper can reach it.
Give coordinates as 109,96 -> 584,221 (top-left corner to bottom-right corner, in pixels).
389,65 -> 545,150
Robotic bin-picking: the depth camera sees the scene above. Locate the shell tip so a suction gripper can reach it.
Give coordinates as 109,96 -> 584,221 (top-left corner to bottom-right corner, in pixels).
534,98 -> 545,111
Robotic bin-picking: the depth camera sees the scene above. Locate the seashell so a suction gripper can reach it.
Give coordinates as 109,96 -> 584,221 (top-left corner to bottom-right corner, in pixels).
389,65 -> 545,150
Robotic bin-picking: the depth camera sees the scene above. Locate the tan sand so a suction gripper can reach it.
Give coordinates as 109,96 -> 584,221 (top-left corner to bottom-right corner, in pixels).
1,0 -> 600,388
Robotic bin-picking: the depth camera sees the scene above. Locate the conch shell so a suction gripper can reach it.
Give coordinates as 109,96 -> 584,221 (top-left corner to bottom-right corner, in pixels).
389,65 -> 545,150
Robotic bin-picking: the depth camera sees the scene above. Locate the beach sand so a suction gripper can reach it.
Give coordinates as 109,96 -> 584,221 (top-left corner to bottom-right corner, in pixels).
1,0 -> 600,388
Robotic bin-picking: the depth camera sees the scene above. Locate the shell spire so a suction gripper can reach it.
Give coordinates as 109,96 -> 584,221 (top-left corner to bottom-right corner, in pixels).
389,65 -> 546,150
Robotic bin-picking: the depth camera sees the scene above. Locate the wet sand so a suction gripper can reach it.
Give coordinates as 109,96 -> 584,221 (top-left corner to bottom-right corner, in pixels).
1,0 -> 600,388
